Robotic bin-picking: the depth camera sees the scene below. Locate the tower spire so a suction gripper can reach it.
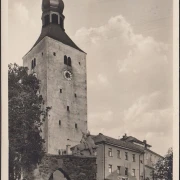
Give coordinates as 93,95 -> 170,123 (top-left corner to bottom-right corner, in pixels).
41,0 -> 65,30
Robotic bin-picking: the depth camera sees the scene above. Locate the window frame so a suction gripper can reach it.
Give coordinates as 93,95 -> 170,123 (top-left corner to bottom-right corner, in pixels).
108,164 -> 112,173
125,167 -> 128,176
132,169 -> 135,177
132,154 -> 136,162
117,166 -> 121,175
108,148 -> 113,157
117,150 -> 121,159
125,152 -> 128,160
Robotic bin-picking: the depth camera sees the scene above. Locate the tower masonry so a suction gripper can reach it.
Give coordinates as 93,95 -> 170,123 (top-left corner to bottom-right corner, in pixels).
23,0 -> 88,155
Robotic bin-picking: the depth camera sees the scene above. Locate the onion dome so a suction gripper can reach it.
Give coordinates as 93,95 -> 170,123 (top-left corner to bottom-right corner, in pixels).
42,0 -> 64,14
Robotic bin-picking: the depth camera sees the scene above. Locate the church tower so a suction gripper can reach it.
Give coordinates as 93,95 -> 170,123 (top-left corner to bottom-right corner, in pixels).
23,0 -> 88,155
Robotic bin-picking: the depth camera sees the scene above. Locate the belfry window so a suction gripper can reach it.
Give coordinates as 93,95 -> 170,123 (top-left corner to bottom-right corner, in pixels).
44,14 -> 50,26
67,106 -> 69,111
52,14 -> 58,24
64,55 -> 67,65
68,57 -> 71,66
60,17 -> 64,29
59,120 -> 61,126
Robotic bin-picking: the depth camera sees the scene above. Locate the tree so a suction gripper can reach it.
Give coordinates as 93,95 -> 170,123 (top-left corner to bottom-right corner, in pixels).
8,64 -> 47,180
152,148 -> 173,180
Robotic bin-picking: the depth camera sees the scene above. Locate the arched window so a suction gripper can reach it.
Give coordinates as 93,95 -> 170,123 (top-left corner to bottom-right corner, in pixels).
60,17 -> 64,28
52,14 -> 58,24
31,60 -> 33,69
64,55 -> 67,65
68,57 -> 71,66
44,14 -> 50,26
34,58 -> 36,67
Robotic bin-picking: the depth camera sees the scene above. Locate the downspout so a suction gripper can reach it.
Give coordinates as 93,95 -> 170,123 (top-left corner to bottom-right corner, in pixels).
139,154 -> 141,180
139,152 -> 144,180
143,153 -> 145,180
104,142 -> 105,180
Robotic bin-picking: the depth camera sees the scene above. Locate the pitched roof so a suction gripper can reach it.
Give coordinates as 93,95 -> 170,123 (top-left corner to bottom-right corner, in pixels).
93,133 -> 144,153
25,24 -> 85,56
120,135 -> 152,147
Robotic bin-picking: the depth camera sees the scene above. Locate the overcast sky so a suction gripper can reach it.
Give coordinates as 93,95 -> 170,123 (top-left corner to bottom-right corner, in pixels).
8,0 -> 173,156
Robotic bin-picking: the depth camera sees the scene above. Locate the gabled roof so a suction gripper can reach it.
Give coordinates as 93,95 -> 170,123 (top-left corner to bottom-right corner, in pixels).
120,136 -> 152,148
93,133 -> 144,153
25,24 -> 85,56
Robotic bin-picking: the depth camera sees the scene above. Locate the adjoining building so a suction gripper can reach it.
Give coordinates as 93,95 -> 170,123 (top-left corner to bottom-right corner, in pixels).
71,133 -> 163,180
120,134 -> 164,180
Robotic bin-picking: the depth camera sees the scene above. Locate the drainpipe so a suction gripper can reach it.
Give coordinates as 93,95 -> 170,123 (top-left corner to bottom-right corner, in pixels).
139,152 -> 144,180
143,153 -> 145,180
139,154 -> 141,180
104,142 -> 105,180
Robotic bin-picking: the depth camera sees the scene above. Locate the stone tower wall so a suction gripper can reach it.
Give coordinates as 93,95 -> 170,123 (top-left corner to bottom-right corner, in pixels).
23,36 -> 87,154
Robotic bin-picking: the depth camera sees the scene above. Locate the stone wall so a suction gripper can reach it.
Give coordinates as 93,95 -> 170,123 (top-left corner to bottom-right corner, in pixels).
29,155 -> 97,180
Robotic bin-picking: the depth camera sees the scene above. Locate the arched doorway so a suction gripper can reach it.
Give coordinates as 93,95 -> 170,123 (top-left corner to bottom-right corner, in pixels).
49,169 -> 71,180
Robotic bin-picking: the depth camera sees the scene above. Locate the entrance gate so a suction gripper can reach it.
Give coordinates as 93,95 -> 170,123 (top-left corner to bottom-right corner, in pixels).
49,168 -> 71,180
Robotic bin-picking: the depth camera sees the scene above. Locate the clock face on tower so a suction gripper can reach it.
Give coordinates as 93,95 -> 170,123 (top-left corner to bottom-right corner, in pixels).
63,70 -> 72,80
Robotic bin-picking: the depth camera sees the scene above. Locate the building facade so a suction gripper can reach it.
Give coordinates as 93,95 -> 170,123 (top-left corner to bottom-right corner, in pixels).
71,133 -> 163,180
93,134 -> 144,180
23,0 -> 88,155
121,134 -> 163,180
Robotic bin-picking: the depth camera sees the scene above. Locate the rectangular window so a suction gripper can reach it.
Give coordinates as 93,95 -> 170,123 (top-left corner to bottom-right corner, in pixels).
75,123 -> 78,129
117,166 -> 121,174
59,120 -> 61,126
60,89 -> 62,93
108,148 -> 112,157
132,154 -> 136,162
67,106 -> 69,111
125,168 -> 128,176
117,150 -> 121,158
132,169 -> 135,177
108,165 -> 112,173
125,152 -> 128,160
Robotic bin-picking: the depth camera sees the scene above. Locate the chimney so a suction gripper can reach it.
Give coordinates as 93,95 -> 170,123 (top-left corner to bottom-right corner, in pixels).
122,133 -> 127,139
143,140 -> 147,148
